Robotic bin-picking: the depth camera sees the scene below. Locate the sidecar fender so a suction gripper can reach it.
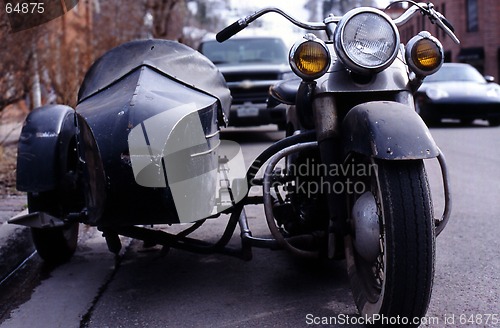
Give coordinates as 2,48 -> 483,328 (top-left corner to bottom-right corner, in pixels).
342,101 -> 439,160
16,104 -> 76,192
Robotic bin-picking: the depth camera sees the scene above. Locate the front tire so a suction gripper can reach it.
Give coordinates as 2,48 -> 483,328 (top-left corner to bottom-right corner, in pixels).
345,159 -> 435,326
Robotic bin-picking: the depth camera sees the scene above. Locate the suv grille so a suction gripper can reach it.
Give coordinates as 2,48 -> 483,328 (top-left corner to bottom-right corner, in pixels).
229,86 -> 271,104
223,72 -> 280,82
222,71 -> 281,104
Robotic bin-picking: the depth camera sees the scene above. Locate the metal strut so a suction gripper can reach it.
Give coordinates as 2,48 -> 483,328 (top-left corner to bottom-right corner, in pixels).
262,141 -> 320,258
435,148 -> 452,236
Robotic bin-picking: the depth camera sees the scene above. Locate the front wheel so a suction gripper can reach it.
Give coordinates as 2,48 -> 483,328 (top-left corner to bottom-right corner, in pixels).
345,159 -> 435,327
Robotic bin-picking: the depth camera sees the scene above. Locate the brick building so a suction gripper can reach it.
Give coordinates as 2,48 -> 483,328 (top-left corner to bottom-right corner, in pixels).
398,0 -> 500,80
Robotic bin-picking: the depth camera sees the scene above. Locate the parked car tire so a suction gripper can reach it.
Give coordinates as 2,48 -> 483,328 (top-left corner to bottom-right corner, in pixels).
489,118 -> 500,127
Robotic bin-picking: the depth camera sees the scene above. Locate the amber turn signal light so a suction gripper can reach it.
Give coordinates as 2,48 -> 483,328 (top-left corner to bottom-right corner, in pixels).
412,39 -> 442,71
290,34 -> 330,80
406,32 -> 443,76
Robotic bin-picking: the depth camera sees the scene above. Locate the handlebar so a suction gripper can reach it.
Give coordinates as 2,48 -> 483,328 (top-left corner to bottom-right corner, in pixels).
216,20 -> 247,43
216,7 -> 325,43
439,15 -> 455,33
391,1 -> 460,44
217,1 -> 459,44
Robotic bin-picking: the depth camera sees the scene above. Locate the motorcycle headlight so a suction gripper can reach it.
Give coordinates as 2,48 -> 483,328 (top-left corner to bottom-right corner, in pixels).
289,34 -> 331,80
406,31 -> 443,77
334,7 -> 400,75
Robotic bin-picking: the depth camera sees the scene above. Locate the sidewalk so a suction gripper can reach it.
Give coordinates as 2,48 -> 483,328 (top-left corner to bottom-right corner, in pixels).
0,195 -> 33,282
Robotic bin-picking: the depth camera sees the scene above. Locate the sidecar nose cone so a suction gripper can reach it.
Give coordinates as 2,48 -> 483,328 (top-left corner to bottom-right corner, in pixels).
352,191 -> 380,263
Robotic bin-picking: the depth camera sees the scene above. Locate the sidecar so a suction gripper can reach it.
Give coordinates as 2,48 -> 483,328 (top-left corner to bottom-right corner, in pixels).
12,40 -> 251,263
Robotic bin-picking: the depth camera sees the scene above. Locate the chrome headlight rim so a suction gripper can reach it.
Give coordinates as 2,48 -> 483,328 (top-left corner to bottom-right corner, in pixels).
289,34 -> 331,81
334,7 -> 400,75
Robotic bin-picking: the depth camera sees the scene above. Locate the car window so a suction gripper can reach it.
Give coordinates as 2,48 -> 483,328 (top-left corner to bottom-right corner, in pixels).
200,38 -> 288,65
425,65 -> 486,83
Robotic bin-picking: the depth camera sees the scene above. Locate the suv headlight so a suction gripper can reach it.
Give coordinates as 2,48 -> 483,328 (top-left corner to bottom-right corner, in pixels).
334,7 -> 400,75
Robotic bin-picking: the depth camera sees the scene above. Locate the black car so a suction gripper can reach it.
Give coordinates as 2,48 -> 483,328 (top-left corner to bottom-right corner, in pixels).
199,35 -> 293,129
415,63 -> 500,126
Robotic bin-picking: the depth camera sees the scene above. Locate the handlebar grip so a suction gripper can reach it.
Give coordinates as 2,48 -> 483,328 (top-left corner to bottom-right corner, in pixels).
216,20 -> 247,42
441,17 -> 455,33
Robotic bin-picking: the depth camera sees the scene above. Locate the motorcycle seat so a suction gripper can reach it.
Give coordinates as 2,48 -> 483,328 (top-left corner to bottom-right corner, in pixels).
268,77 -> 301,107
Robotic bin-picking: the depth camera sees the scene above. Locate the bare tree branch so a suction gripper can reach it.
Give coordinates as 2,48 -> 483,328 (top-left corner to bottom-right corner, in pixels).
148,0 -> 186,40
0,0 -> 189,113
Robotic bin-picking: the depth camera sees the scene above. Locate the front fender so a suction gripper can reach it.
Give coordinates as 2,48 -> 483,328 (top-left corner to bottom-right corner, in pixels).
16,105 -> 76,192
342,101 -> 439,160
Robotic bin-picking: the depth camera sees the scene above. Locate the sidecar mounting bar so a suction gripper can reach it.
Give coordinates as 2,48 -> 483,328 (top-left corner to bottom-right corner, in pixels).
114,225 -> 244,258
238,207 -> 281,250
110,207 -> 280,261
9,211 -> 66,229
9,210 -> 86,229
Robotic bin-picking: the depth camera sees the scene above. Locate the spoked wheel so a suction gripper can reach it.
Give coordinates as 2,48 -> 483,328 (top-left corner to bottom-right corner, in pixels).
28,191 -> 79,264
345,158 -> 435,327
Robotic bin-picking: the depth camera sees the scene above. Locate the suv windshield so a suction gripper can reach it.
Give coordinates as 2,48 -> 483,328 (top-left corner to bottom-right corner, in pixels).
200,38 -> 288,65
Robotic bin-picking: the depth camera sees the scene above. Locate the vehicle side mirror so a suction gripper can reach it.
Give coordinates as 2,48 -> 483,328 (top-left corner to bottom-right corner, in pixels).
484,75 -> 495,83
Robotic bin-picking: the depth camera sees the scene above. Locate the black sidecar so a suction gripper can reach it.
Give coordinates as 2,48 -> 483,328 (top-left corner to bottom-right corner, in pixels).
13,40 -> 235,262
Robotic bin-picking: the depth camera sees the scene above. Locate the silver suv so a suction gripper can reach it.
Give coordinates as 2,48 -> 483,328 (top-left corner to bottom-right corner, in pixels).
199,35 -> 292,129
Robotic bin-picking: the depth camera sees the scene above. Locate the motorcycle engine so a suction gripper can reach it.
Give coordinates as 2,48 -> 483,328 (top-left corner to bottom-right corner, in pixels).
272,151 -> 329,236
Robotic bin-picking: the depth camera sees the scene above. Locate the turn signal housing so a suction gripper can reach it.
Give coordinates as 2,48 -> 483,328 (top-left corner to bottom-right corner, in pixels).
289,34 -> 330,80
406,31 -> 443,76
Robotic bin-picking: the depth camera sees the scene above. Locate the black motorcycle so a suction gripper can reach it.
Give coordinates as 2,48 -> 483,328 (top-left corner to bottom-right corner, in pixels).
11,1 -> 457,325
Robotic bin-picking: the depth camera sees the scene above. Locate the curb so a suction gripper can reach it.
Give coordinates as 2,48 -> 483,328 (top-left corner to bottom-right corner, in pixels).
0,210 -> 35,282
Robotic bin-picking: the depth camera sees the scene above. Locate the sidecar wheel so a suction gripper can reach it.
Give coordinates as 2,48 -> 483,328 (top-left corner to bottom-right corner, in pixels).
345,159 -> 435,327
31,224 -> 79,264
28,192 -> 79,264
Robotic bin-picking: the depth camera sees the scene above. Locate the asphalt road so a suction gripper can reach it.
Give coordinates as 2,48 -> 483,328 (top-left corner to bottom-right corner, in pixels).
1,122 -> 499,328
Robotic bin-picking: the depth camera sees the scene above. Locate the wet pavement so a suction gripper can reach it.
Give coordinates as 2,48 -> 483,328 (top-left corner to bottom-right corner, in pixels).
0,196 -> 26,225
0,110 -> 32,281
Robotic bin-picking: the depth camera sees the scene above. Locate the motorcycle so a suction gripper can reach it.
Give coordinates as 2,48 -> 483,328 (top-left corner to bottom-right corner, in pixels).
11,1 -> 457,325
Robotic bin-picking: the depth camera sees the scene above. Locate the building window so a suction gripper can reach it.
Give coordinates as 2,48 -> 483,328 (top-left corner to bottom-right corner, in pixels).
467,0 -> 478,32
497,48 -> 500,82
